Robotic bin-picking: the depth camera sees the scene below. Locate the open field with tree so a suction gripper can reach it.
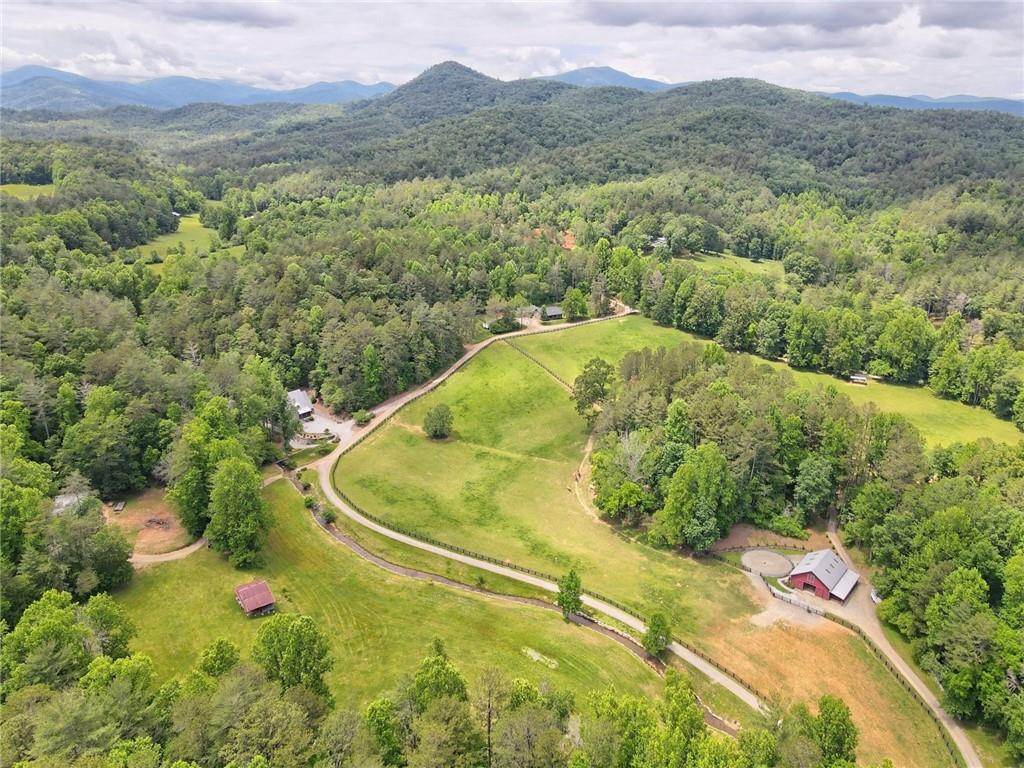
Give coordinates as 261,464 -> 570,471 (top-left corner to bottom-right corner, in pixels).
116,480 -> 664,706
516,315 -> 1022,446
335,341 -> 955,766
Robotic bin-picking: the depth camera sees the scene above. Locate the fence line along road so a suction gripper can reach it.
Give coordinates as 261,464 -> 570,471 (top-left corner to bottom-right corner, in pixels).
311,308 -> 765,714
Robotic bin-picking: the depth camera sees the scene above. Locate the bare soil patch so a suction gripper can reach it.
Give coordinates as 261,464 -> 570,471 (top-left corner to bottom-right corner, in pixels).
712,522 -> 831,552
741,548 -> 794,577
105,488 -> 191,555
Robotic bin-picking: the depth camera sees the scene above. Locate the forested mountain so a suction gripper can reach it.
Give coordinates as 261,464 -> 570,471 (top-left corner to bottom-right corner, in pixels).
544,65 -> 679,92
0,65 -> 395,111
2,59 -> 1023,763
825,90 -> 1023,116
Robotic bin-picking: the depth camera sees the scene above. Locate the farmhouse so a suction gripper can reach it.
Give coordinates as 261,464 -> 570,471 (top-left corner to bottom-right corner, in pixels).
543,305 -> 563,321
287,389 -> 314,420
787,549 -> 860,603
234,580 -> 276,616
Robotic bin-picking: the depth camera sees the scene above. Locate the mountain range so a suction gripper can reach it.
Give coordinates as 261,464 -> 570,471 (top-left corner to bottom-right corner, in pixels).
0,66 -> 395,111
2,63 -> 1020,116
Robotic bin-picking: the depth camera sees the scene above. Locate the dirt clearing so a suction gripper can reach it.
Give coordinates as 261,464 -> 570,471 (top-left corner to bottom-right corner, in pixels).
105,488 -> 191,555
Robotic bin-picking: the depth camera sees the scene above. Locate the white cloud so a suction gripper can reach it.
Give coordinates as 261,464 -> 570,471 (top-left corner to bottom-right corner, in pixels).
0,1 -> 1021,97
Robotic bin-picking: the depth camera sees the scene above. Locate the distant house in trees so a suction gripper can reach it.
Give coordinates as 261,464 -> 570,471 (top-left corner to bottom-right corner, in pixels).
849,373 -> 869,385
287,389 -> 314,420
235,580 -> 276,616
787,550 -> 860,603
52,492 -> 88,515
517,304 -> 540,320
543,306 -> 563,321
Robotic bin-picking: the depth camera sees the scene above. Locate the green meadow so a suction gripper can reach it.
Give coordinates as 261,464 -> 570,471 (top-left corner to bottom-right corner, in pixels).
333,333 -> 960,766
515,316 -> 1021,447
116,480 -> 662,708
680,252 -> 785,279
0,182 -> 56,199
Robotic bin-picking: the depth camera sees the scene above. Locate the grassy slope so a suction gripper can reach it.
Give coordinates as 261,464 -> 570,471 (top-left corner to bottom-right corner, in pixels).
516,316 -> 1021,447
0,182 -> 56,199
116,480 -> 662,708
139,215 -> 214,259
336,340 -> 953,766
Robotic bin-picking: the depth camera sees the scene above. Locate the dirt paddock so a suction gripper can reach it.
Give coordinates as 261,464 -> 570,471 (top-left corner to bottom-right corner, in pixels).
741,548 -> 794,577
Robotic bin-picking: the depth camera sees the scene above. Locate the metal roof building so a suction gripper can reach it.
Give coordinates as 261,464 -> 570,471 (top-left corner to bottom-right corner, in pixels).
287,389 -> 314,419
235,580 -> 276,616
787,549 -> 860,603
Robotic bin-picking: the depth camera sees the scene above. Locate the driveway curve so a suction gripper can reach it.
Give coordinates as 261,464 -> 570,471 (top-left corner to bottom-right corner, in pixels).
311,308 -> 765,714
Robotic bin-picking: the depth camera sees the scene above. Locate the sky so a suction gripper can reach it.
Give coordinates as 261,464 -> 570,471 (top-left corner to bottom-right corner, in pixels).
2,1 -> 1023,97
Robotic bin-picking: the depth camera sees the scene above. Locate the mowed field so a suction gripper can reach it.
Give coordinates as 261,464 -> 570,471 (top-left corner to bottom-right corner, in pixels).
335,338 -> 954,766
680,252 -> 785,279
0,182 -> 56,199
515,315 -> 1021,447
116,480 -> 662,708
137,215 -> 215,259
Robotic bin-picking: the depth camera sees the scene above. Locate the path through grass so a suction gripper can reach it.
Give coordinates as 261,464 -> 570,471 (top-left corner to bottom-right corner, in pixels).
116,480 -> 662,708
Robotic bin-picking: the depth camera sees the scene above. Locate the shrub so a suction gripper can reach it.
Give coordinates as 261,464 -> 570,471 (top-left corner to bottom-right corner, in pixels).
322,508 -> 337,525
353,409 -> 374,425
423,404 -> 453,439
303,495 -> 315,509
488,315 -> 521,334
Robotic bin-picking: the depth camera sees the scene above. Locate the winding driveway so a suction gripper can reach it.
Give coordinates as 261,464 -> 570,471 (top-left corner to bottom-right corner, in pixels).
825,522 -> 981,767
309,307 -> 765,714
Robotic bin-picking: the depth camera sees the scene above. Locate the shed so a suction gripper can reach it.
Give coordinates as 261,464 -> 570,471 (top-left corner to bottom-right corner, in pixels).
543,305 -> 563,320
235,580 -> 276,616
287,389 -> 314,420
787,549 -> 860,603
849,373 -> 868,385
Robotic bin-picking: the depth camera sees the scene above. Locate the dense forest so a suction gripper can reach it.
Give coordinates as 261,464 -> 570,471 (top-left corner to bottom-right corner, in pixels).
1,61 -> 1022,763
576,343 -> 1023,755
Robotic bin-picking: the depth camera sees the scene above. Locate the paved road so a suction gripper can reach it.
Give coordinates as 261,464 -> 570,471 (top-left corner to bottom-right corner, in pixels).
311,309 -> 765,714
825,521 -> 980,768
295,476 -> 735,736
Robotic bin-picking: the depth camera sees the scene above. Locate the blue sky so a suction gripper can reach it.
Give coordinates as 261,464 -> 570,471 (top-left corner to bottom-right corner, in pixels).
2,1 -> 1022,97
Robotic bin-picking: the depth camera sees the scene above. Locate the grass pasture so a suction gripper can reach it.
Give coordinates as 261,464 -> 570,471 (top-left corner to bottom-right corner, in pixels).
136,214 -> 216,261
116,480 -> 663,708
0,182 -> 56,199
515,315 -> 1020,447
680,252 -> 785,279
335,338 -> 954,766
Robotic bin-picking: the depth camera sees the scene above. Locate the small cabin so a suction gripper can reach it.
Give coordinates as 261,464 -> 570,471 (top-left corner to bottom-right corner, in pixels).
235,580 -> 276,617
849,373 -> 868,385
543,305 -> 563,321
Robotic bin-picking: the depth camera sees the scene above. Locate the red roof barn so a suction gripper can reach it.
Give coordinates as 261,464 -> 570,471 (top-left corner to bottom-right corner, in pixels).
787,550 -> 860,603
234,580 -> 276,616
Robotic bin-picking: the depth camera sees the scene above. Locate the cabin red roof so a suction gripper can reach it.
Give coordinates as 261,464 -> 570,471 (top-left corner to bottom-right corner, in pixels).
234,580 -> 275,614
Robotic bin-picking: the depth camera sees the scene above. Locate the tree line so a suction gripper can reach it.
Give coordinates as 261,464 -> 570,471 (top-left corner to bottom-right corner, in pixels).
0,592 -> 881,768
574,342 -> 1023,757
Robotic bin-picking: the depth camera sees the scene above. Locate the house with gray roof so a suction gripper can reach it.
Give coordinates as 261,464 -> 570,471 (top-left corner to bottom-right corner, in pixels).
287,389 -> 314,420
787,549 -> 860,603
